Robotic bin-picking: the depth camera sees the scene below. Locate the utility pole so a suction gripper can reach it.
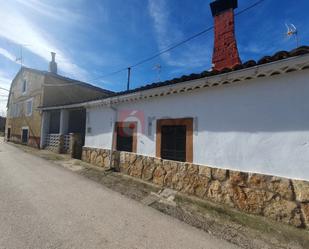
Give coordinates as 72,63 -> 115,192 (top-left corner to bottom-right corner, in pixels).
127,67 -> 131,91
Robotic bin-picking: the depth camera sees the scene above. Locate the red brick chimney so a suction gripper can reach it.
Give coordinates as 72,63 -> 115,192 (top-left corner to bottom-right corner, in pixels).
210,0 -> 241,71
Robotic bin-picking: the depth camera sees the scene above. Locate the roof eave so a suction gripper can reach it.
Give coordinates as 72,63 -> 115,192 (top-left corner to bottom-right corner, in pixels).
38,53 -> 309,111
85,53 -> 309,108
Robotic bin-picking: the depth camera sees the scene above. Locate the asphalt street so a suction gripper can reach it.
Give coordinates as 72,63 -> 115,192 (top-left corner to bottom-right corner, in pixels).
0,138 -> 240,249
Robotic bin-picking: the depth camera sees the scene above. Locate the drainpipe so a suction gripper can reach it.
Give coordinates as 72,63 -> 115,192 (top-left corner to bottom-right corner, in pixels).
109,103 -> 118,170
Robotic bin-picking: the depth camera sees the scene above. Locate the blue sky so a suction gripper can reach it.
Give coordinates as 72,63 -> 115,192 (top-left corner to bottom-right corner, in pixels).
0,0 -> 309,116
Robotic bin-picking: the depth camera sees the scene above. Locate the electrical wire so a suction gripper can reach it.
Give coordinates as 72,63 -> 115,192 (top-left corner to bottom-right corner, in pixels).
90,0 -> 267,81
0,86 -> 9,92
6,0 -> 268,89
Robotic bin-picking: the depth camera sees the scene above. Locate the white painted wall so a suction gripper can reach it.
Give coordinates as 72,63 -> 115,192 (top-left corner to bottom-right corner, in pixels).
85,70 -> 309,181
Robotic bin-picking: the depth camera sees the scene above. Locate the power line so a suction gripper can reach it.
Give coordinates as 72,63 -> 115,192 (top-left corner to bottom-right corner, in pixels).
24,0 -> 268,89
234,0 -> 266,16
90,0 -> 267,82
0,86 -> 9,92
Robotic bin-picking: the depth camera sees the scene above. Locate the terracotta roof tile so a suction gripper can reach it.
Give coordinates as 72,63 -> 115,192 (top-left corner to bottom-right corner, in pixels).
112,46 -> 309,97
40,46 -> 309,109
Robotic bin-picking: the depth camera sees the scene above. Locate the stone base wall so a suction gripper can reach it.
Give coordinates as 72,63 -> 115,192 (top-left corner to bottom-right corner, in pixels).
82,147 -> 309,229
9,134 -> 40,148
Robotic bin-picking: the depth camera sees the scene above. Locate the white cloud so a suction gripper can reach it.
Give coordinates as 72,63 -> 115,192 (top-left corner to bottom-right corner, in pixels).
0,71 -> 11,117
148,0 -> 211,69
0,2 -> 88,80
0,48 -> 16,62
148,0 -> 181,62
15,0 -> 81,22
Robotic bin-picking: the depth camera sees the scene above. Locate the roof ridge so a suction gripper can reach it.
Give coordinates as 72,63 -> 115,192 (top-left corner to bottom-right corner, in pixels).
114,46 -> 309,96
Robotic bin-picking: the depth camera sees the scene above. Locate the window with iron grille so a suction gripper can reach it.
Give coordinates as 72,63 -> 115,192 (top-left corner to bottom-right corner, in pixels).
156,118 -> 193,163
161,125 -> 187,162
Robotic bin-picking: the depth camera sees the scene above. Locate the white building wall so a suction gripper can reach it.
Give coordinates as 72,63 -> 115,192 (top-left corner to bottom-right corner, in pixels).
85,70 -> 309,181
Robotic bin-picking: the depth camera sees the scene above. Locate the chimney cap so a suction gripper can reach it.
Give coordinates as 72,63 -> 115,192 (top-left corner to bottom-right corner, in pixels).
210,0 -> 238,16
51,52 -> 56,61
49,52 -> 57,74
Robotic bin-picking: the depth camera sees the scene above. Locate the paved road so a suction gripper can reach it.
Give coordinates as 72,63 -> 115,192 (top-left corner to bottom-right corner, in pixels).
0,139 -> 239,249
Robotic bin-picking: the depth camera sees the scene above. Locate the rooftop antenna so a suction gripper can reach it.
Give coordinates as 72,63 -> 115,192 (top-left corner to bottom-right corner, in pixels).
285,23 -> 299,48
153,64 -> 162,82
15,44 -> 31,68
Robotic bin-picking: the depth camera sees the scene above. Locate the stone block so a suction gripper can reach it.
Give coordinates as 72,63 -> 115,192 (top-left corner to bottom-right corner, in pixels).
129,156 -> 144,178
192,175 -> 210,198
292,180 -> 309,202
153,166 -> 166,187
301,203 -> 309,228
163,161 -> 179,188
171,165 -> 191,192
206,180 -> 232,205
269,177 -> 294,201
187,163 -> 199,175
211,168 -> 228,181
95,155 -> 104,167
86,149 -> 91,162
229,171 -> 248,187
230,187 -> 274,215
264,200 -> 303,228
90,151 -> 97,164
103,156 -> 110,168
129,153 -> 137,164
198,166 -> 212,178
248,173 -> 272,189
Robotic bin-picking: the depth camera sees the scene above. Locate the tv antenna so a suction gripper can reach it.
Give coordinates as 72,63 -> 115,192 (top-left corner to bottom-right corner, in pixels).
153,64 -> 162,82
15,44 -> 31,68
285,23 -> 299,48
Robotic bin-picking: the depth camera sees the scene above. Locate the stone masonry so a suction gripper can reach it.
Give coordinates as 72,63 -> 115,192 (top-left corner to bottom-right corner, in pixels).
82,147 -> 309,229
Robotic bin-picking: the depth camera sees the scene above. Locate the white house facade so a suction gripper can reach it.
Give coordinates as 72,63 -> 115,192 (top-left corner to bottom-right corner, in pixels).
38,0 -> 309,229
83,53 -> 309,181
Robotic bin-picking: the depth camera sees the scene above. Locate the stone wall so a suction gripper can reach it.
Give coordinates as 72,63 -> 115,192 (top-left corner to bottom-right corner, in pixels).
82,147 -> 309,229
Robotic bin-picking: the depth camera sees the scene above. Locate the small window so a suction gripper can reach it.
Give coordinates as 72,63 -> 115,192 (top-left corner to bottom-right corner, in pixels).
25,99 -> 33,116
114,122 -> 137,153
156,118 -> 193,163
11,103 -> 20,117
161,125 -> 187,162
22,80 -> 27,93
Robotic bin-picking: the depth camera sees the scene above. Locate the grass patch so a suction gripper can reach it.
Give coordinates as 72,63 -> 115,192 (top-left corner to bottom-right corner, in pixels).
40,154 -> 65,161
175,194 -> 309,248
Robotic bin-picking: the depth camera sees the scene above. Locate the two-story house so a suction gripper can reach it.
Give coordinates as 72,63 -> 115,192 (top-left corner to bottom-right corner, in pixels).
0,116 -> 5,134
5,53 -> 113,148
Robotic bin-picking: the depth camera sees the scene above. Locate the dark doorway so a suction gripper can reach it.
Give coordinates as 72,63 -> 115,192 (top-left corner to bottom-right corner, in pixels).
116,127 -> 133,152
115,122 -> 137,153
161,125 -> 186,162
68,109 -> 86,133
21,129 -> 29,144
68,109 -> 86,147
7,128 -> 11,141
49,110 -> 60,134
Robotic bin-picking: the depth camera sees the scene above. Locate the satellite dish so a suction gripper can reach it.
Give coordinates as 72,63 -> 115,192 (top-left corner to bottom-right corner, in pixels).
285,23 -> 299,47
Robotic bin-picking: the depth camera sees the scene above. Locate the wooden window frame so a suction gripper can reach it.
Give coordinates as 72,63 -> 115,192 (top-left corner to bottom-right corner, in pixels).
113,121 -> 137,153
156,118 -> 193,163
